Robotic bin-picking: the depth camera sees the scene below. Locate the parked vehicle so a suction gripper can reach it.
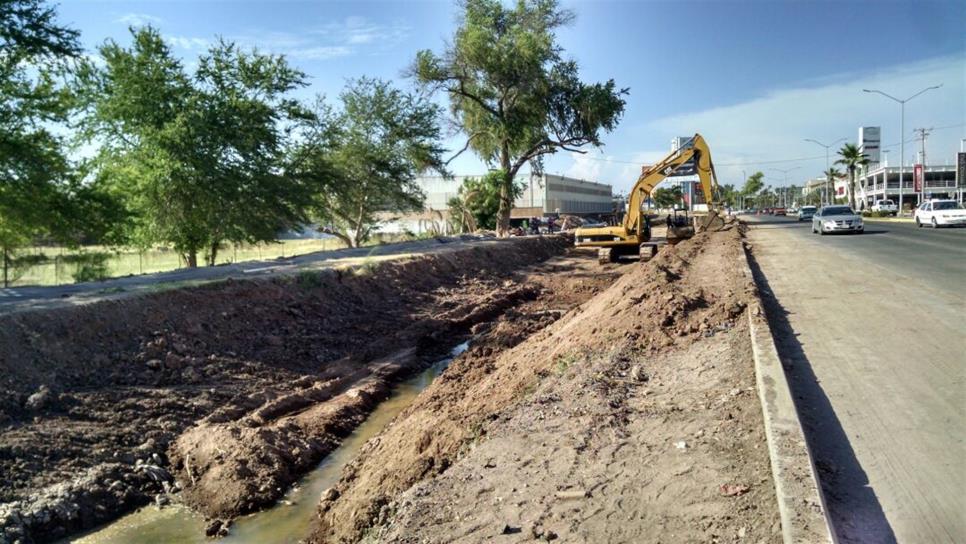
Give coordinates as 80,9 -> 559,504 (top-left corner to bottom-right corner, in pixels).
797,206 -> 817,221
812,205 -> 864,235
773,207 -> 787,216
871,199 -> 898,215
914,200 -> 966,228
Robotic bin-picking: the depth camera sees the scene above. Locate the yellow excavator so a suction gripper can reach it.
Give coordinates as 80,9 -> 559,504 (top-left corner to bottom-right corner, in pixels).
574,133 -> 725,264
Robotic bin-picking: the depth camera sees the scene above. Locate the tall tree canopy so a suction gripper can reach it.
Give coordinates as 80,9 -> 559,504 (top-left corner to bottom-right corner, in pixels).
413,0 -> 627,235
0,0 -> 84,284
298,78 -> 446,247
79,27 -> 313,266
741,172 -> 765,197
836,143 -> 870,209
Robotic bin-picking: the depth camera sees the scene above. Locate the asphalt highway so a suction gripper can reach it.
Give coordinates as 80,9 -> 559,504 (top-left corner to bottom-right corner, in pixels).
744,214 -> 965,543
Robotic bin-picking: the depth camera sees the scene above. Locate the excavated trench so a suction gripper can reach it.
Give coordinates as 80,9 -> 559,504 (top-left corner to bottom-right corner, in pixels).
68,343 -> 470,543
0,235 -> 608,543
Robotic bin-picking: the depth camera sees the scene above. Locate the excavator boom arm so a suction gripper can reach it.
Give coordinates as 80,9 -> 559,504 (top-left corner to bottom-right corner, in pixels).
623,134 -> 719,235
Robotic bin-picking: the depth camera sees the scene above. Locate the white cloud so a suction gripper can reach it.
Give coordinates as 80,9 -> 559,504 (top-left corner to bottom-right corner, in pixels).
165,35 -> 211,51
289,46 -> 352,60
116,13 -> 163,27
645,55 -> 965,185
550,55 -> 964,192
161,17 -> 411,61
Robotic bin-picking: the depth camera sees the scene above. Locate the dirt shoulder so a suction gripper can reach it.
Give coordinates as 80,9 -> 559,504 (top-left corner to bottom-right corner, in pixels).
311,226 -> 781,543
0,236 -> 572,543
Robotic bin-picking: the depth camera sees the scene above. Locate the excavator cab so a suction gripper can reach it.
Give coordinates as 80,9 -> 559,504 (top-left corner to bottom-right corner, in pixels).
666,207 -> 694,245
574,133 -> 729,264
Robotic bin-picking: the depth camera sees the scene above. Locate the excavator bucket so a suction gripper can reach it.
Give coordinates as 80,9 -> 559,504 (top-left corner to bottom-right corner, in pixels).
696,209 -> 728,232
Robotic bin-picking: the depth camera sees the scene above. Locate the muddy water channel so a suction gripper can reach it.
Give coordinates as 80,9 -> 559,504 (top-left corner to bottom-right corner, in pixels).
69,343 -> 470,544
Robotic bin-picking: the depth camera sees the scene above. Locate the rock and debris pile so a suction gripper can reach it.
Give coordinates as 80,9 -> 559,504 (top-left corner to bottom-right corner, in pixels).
310,224 -> 782,543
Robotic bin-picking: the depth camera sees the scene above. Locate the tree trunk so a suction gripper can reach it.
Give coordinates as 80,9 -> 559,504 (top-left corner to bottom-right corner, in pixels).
2,246 -> 8,288
207,243 -> 219,266
331,230 -> 355,248
848,168 -> 856,209
186,249 -> 198,268
496,144 -> 513,237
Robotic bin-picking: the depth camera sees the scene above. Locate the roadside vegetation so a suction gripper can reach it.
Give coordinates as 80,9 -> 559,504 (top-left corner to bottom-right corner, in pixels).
3,0 -> 621,286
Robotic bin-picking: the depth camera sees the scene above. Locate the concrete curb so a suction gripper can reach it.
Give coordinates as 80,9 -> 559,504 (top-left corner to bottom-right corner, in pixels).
738,242 -> 836,544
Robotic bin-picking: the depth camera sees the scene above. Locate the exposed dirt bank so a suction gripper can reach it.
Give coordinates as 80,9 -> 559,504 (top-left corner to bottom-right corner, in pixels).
0,236 -> 573,544
311,226 -> 782,543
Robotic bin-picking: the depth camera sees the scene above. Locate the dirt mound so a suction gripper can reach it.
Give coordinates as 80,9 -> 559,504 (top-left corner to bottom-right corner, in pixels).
310,225 -> 780,543
0,236 -> 568,543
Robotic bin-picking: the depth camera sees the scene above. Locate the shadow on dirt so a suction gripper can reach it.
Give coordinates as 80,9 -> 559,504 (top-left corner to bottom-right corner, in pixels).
745,248 -> 897,544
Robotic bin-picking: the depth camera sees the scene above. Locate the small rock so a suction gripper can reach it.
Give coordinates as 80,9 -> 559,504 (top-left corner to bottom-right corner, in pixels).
719,483 -> 750,497
500,524 -> 521,535
738,526 -> 747,538
164,353 -> 185,370
146,359 -> 163,371
674,440 -> 688,451
630,365 -> 648,382
25,385 -> 53,411
155,494 -> 169,507
205,519 -> 230,538
322,487 -> 340,501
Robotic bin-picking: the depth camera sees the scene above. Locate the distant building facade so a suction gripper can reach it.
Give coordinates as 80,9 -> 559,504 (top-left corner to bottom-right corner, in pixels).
375,173 -> 613,234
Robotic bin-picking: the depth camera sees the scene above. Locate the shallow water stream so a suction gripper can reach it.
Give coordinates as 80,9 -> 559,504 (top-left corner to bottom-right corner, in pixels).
69,342 -> 469,544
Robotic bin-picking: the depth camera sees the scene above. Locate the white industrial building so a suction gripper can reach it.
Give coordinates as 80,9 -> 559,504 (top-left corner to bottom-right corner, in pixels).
376,173 -> 613,234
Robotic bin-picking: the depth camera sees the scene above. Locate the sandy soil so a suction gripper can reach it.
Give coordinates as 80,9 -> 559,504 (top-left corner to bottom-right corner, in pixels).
311,225 -> 782,543
0,236 -> 569,543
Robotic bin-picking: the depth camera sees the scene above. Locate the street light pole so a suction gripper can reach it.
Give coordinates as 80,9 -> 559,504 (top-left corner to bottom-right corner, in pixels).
863,84 -> 942,214
770,167 -> 801,207
804,138 -> 846,206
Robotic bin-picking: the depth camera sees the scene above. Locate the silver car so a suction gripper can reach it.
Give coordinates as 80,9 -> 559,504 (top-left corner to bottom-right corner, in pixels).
812,205 -> 864,235
798,205 -> 817,221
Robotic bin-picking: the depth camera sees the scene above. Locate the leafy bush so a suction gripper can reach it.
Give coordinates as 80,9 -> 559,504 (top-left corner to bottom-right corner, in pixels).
861,210 -> 893,218
296,270 -> 324,289
69,252 -> 111,283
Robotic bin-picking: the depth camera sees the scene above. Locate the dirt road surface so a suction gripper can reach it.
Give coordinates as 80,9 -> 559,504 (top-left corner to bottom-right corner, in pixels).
745,216 -> 966,543
311,226 -> 781,543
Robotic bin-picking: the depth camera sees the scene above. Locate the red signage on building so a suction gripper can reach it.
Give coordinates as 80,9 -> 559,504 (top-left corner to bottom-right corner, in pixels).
913,164 -> 924,192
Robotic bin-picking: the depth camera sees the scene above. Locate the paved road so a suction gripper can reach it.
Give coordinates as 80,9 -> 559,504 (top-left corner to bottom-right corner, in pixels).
743,215 -> 965,543
0,235 -> 503,315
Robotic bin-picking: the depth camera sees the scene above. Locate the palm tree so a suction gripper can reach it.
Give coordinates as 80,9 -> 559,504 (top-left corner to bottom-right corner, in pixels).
836,143 -> 871,209
823,167 -> 843,205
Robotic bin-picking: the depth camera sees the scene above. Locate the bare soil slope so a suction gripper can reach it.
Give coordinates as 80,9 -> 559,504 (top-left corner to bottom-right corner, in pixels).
0,236 -> 569,543
311,226 -> 781,543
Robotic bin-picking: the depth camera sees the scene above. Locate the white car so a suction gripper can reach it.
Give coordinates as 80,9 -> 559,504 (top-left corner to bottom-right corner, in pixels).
914,200 -> 966,228
812,205 -> 864,235
871,199 -> 898,215
797,206 -> 817,221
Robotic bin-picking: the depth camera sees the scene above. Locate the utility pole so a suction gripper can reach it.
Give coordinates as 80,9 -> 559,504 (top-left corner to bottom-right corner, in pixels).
805,138 -> 846,206
863,84 -> 942,214
914,128 -> 932,203
770,167 -> 800,208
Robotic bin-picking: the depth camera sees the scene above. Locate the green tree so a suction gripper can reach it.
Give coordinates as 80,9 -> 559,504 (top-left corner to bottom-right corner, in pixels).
80,27 -> 313,266
413,0 -> 626,236
823,167 -> 843,205
448,171 -> 521,232
835,143 -> 870,209
718,183 -> 738,207
742,171 -> 765,196
652,185 -> 683,209
0,0 -> 82,285
304,78 -> 446,247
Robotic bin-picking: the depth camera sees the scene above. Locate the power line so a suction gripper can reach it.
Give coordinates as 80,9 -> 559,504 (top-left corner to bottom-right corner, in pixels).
569,122 -> 966,168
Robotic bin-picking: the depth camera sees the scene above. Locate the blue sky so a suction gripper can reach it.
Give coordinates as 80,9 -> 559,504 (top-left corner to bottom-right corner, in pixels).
59,0 -> 965,193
